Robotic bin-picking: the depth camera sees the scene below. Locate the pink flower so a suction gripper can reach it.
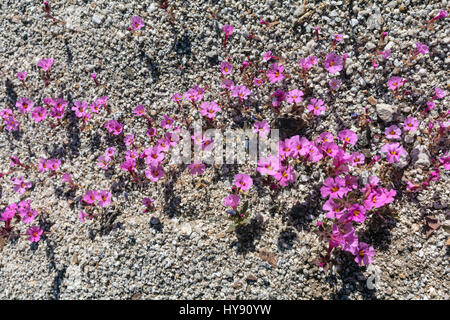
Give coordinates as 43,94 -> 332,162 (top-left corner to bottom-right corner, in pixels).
403,117 -> 419,132
17,71 -> 27,82
157,138 -> 170,152
131,16 -> 144,31
387,76 -> 404,90
223,194 -> 240,209
307,98 -> 326,116
19,206 -> 38,224
145,165 -> 165,182
4,116 -> 19,131
322,142 -> 339,158
350,152 -> 365,166
434,87 -> 446,99
47,158 -> 61,171
83,190 -> 99,204
416,42 -> 429,55
333,33 -> 343,42
72,101 -> 88,118
98,190 -> 112,207
62,173 -> 73,184
231,85 -> 252,101
323,199 -> 345,219
347,204 -> 366,223
142,146 -> 165,166
26,226 -> 43,242
78,211 -> 90,222
37,58 -> 54,72
49,105 -> 65,119
201,137 -> 214,151
274,166 -> 296,186
385,125 -> 401,140
12,176 -> 31,194
316,132 -> 334,144
171,93 -> 182,103
160,115 -> 174,129
253,121 -> 270,138
279,139 -> 295,158
142,198 -> 155,208
124,134 -> 135,146
220,61 -> 233,75
320,177 -> 347,199
105,147 -> 115,158
306,144 -> 323,162
323,53 -> 343,74
338,129 -> 358,146
16,97 -> 34,113
266,63 -> 284,83
253,77 -> 263,86
257,155 -> 280,176
233,173 -> 253,191
199,101 -> 221,119
125,149 -> 139,162
298,56 -> 318,70
31,106 -> 47,122
222,79 -> 234,91
354,242 -> 374,266
439,152 -> 450,170
104,120 -> 123,135
133,105 -> 146,117
1,204 -> 17,222
222,25 -> 234,38
188,162 -> 206,175
286,89 -> 304,104
329,79 -> 341,90
120,159 -> 136,172
90,102 -> 100,113
96,96 -> 109,108
38,158 -> 50,172
271,89 -> 286,108
165,132 -> 179,147
380,49 -> 391,59
146,127 -> 157,137
0,108 -> 13,119
263,51 -> 273,61
381,142 -> 407,163
290,136 -> 310,158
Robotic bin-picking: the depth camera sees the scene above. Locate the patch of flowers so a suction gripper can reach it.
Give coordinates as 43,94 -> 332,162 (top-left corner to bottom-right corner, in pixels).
0,5 -> 448,274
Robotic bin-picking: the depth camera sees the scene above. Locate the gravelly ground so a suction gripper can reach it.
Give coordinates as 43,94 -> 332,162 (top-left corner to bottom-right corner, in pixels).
0,0 -> 449,299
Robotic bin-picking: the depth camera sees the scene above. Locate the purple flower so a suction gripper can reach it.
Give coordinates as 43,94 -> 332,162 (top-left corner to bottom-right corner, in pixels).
307,98 -> 326,116
223,194 -> 240,209
233,173 -> 253,191
37,58 -> 54,72
16,97 -> 34,113
17,71 -> 27,82
416,42 -> 429,55
266,63 -> 284,83
222,25 -> 234,38
329,79 -> 341,90
354,242 -> 375,266
323,53 -> 343,74
286,89 -> 304,104
26,226 -> 43,242
231,85 -> 251,100
220,61 -> 233,75
387,76 -> 404,90
403,117 -> 419,132
385,125 -> 401,140
131,16 -> 144,31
